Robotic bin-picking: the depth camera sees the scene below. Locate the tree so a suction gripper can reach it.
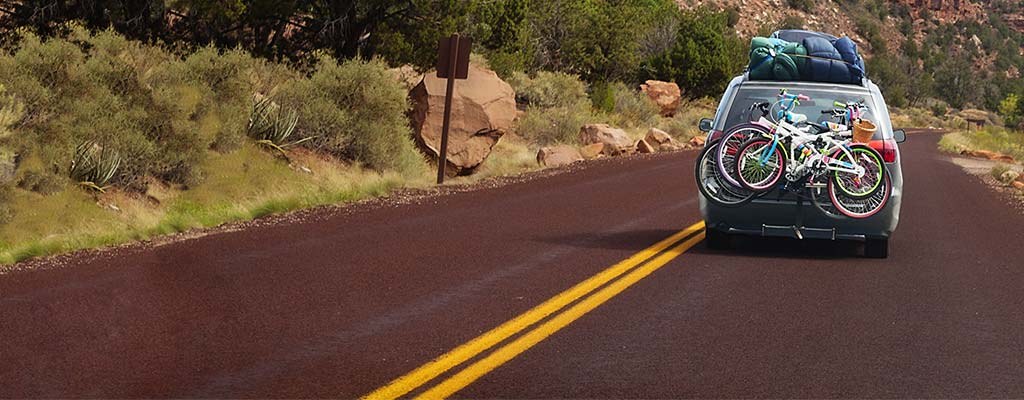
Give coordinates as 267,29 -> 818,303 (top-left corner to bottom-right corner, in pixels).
999,93 -> 1020,128
527,0 -> 678,83
933,56 -> 979,109
639,6 -> 745,99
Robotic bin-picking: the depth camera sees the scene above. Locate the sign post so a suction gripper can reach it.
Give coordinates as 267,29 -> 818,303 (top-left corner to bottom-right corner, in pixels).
435,34 -> 471,184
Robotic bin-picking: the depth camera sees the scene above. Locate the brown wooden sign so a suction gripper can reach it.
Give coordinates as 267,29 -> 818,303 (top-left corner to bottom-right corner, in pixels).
437,36 -> 472,80
435,34 -> 472,184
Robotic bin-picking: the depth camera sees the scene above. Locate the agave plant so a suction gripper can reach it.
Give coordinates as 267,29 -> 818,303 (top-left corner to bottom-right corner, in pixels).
70,141 -> 122,193
247,95 -> 309,159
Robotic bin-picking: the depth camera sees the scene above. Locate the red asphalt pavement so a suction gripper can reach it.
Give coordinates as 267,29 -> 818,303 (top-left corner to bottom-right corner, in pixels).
1,130 -> 1023,398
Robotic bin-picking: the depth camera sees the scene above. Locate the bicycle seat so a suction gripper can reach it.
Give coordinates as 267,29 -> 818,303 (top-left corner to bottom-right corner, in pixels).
805,121 -> 831,134
787,112 -> 808,124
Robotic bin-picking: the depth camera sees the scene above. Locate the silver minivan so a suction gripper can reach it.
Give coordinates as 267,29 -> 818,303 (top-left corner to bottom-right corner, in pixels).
697,75 -> 907,258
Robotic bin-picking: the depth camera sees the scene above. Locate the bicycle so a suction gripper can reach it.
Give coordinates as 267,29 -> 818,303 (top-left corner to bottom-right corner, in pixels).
732,90 -> 889,219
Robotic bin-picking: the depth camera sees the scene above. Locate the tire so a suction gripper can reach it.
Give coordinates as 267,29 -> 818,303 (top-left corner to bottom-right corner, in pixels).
735,137 -> 785,192
715,124 -> 772,188
696,140 -> 755,207
831,144 -> 886,200
705,227 -> 730,250
865,237 -> 889,258
828,173 -> 891,219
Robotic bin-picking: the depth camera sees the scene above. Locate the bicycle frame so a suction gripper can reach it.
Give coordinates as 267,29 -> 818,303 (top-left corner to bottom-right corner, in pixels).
750,117 -> 865,182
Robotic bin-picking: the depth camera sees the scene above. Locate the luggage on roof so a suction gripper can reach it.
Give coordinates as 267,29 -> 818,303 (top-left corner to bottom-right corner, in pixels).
748,30 -> 866,85
748,37 -> 806,81
770,29 -> 837,43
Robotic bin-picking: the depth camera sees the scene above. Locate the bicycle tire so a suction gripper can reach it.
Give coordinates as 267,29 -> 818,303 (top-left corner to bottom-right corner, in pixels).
715,123 -> 772,188
827,173 -> 891,219
830,144 -> 886,200
696,140 -> 756,207
734,136 -> 785,192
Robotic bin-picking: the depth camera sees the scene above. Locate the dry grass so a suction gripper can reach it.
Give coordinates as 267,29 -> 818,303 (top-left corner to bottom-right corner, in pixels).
938,127 -> 1024,161
0,144 -> 427,264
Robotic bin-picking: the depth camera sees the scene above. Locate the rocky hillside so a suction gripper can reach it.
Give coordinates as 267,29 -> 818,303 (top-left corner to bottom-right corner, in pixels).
677,0 -> 1023,54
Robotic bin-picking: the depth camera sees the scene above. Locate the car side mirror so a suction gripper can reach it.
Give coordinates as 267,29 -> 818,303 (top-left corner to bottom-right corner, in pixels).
893,129 -> 906,143
699,118 -> 714,133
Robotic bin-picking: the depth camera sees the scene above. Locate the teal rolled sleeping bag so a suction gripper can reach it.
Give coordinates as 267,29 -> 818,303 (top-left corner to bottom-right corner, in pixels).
748,37 -> 805,81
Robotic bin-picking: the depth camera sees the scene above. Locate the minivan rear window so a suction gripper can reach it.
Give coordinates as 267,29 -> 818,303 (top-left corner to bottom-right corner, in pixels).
722,86 -> 891,139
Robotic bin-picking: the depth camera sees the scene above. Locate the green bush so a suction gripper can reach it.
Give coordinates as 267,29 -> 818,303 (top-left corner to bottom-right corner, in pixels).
510,70 -> 596,145
508,71 -> 589,109
787,0 -> 815,12
780,15 -> 805,30
0,30 -> 219,188
589,81 -> 616,114
515,104 -> 593,145
276,56 -> 425,173
0,28 -> 355,192
0,183 -> 12,225
991,163 -> 1012,182
606,82 -> 660,129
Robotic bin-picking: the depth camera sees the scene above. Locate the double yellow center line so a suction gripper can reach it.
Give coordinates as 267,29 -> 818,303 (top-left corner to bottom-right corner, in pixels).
364,221 -> 706,399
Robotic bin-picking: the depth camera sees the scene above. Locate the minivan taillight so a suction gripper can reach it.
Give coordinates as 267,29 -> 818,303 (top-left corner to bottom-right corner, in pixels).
868,139 -> 898,163
708,130 -> 725,143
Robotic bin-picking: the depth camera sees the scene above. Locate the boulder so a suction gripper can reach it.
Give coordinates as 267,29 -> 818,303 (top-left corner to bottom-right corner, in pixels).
1000,170 -> 1020,184
579,143 -> 605,160
579,124 -> 634,156
636,139 -> 655,154
645,128 -> 684,151
537,145 -> 583,167
1014,181 -> 1024,190
410,63 -> 516,176
960,149 -> 1016,163
640,80 -> 681,117
689,134 -> 707,148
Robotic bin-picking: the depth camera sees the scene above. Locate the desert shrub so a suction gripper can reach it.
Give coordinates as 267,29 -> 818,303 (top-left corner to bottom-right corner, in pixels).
589,81 -> 616,113
658,97 -> 718,141
276,56 -> 425,173
780,14 -> 805,30
787,0 -> 815,12
509,70 -> 594,145
605,82 -> 660,128
0,84 -> 25,139
991,163 -> 1012,182
507,71 -> 589,109
176,46 -> 260,152
0,29 -> 298,189
0,182 -> 12,224
515,104 -> 593,145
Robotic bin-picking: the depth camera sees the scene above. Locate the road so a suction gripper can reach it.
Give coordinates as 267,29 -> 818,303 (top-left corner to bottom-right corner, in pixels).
2,130 -> 1023,398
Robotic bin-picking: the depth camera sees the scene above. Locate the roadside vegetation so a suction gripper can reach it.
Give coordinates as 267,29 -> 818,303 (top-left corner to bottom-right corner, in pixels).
0,2 -> 727,264
1,0 -> 1023,263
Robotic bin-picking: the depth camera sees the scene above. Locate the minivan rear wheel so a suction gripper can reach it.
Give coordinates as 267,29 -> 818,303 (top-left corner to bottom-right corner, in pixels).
865,237 -> 889,258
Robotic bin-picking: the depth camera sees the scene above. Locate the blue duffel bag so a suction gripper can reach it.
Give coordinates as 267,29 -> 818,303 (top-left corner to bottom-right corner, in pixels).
802,36 -> 854,84
832,36 -> 865,81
